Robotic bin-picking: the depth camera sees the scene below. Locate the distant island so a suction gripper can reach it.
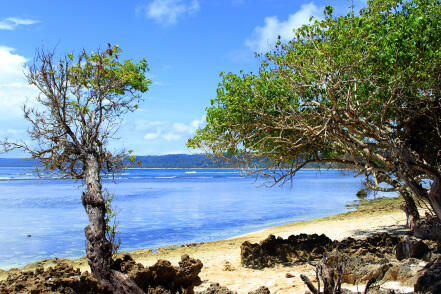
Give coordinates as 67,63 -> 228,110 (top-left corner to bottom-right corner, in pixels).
0,155 -> 335,169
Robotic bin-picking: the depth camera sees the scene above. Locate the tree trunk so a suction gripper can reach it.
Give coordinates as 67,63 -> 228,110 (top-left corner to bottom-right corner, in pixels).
400,190 -> 420,229
82,153 -> 113,282
82,153 -> 145,293
428,179 -> 441,221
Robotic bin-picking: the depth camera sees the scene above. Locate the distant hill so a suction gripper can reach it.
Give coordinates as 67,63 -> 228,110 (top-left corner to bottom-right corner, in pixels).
0,155 -> 227,168
0,155 -> 339,169
0,158 -> 40,167
128,154 -> 228,168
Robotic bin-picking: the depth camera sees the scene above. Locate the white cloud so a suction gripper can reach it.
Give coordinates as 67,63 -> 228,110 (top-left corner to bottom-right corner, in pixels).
140,116 -> 205,142
0,47 -> 37,119
163,133 -> 181,141
0,17 -> 38,30
144,130 -> 161,140
143,0 -> 199,25
245,2 -> 320,53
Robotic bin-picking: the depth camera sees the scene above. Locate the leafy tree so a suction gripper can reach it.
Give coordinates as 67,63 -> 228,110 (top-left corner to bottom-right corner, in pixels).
189,0 -> 441,229
1,44 -> 151,292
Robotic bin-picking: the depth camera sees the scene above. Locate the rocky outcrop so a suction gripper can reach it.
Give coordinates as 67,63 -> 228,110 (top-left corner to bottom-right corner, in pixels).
413,215 -> 441,241
0,261 -> 103,294
198,283 -> 236,294
241,234 -> 333,269
114,254 -> 203,294
248,286 -> 270,294
197,284 -> 270,294
0,254 -> 203,294
414,257 -> 441,293
240,233 -> 400,270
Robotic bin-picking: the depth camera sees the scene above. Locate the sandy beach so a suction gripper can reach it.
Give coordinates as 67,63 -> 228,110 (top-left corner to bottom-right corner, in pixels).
1,197 -> 414,293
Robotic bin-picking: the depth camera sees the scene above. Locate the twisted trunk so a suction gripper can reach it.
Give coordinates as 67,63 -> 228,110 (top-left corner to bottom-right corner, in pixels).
400,190 -> 420,229
82,153 -> 113,282
82,153 -> 144,293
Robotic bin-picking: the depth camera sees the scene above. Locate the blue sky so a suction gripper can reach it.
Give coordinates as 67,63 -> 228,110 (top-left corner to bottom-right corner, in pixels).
0,0 -> 364,156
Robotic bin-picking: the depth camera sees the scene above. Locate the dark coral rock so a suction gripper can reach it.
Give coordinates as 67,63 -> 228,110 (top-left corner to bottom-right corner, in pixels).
0,261 -> 102,294
414,257 -> 441,293
198,283 -> 236,294
240,234 -> 333,269
132,254 -> 203,294
240,233 -> 401,270
394,237 -> 430,260
0,255 -> 203,294
248,286 -> 270,294
414,216 -> 441,241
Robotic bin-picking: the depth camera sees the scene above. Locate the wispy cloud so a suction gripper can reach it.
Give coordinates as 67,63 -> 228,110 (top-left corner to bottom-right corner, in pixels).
0,17 -> 38,30
142,0 -> 200,25
245,2 -> 320,53
139,117 -> 205,142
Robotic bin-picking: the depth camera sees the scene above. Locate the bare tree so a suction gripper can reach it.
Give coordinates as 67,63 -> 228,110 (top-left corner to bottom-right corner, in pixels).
1,45 -> 151,293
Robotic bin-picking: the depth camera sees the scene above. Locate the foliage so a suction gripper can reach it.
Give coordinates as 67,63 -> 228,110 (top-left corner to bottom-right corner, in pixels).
1,44 -> 151,178
189,0 -> 441,219
104,190 -> 121,255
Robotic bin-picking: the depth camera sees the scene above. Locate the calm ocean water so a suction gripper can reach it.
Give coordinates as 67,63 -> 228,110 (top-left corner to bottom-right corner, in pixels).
0,167 -> 366,269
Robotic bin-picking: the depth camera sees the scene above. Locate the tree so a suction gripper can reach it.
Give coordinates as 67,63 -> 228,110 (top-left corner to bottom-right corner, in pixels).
188,0 -> 441,230
1,44 -> 151,292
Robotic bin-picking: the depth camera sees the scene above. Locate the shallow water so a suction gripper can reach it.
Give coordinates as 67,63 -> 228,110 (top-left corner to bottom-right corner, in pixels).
0,168 -> 364,269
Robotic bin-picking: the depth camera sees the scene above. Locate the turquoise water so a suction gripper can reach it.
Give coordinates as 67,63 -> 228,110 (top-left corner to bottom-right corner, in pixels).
0,168 -> 364,269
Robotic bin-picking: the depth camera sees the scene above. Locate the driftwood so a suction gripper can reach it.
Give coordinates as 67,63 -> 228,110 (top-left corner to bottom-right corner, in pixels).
300,256 -> 344,294
300,256 -> 378,294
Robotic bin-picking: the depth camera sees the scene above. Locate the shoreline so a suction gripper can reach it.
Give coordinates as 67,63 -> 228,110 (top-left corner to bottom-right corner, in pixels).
0,197 -> 407,293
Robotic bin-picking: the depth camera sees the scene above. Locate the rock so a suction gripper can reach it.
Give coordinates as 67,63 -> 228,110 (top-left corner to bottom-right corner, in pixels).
0,254 -> 203,294
0,260 -> 101,294
414,257 -> 441,293
198,283 -> 236,294
222,261 -> 235,271
361,264 -> 391,282
240,234 -> 333,269
130,254 -> 203,294
241,232 -> 402,270
413,216 -> 441,241
381,260 -> 420,286
285,273 -> 295,278
394,237 -> 430,260
248,286 -> 270,294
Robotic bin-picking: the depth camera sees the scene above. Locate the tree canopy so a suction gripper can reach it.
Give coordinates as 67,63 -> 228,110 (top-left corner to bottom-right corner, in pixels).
2,44 -> 150,178
189,0 -> 441,223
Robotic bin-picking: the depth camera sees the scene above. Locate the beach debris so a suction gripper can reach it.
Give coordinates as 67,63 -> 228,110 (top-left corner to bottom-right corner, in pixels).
300,254 -> 346,294
285,272 -> 295,278
222,261 -> 236,271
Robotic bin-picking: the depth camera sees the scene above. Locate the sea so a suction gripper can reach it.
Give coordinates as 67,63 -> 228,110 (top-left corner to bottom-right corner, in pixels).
0,166 -> 372,269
